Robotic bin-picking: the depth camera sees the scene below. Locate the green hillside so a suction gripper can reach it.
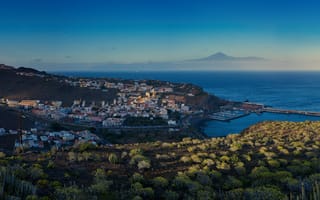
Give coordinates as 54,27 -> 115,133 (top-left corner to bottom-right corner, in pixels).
1,121 -> 320,199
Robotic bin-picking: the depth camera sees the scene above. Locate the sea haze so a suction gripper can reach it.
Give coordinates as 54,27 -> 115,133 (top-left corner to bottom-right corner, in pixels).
56,71 -> 320,136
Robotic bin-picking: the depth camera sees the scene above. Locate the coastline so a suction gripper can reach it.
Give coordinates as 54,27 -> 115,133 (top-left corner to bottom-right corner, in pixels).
187,114 -> 212,139
4,67 -> 320,143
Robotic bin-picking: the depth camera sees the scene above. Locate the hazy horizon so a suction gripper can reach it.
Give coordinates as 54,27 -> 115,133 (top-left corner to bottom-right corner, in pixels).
1,0 -> 320,71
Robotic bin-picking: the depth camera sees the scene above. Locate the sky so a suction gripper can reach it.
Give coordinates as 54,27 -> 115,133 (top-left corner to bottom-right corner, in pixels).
0,0 -> 320,71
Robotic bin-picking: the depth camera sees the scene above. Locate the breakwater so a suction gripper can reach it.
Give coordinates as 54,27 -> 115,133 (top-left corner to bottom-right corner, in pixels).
262,107 -> 320,117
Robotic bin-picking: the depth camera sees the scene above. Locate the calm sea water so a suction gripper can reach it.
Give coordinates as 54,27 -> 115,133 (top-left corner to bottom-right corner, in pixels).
56,71 -> 320,137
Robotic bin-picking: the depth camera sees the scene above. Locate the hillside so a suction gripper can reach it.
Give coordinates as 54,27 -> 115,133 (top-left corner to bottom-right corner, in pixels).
0,64 -> 117,106
1,121 -> 319,199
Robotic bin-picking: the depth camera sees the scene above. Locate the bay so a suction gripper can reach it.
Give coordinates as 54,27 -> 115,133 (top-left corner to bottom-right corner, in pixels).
55,71 -> 320,136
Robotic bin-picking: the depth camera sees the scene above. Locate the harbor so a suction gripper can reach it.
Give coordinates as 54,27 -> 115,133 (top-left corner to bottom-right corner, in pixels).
209,110 -> 250,121
209,103 -> 320,122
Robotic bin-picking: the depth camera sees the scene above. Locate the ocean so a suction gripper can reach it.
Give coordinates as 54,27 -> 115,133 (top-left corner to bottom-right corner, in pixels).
55,71 -> 320,137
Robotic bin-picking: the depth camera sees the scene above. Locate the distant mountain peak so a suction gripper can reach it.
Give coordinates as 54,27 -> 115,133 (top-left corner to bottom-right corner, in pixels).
206,52 -> 229,59
189,52 -> 266,62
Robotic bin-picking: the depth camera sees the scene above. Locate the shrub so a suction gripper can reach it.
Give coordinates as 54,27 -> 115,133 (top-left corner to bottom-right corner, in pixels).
242,154 -> 251,162
197,189 -> 216,200
152,176 -> 169,188
0,152 -> 6,158
196,172 -> 212,186
121,151 -> 128,159
131,173 -> 144,183
202,159 -> 215,167
77,142 -> 96,152
37,179 -> 49,188
68,152 -> 77,162
223,176 -> 243,190
130,154 -> 148,165
164,190 -> 179,200
129,148 -> 143,157
191,154 -> 202,163
220,155 -> 230,162
47,160 -> 55,169
250,166 -> 270,179
216,162 -> 230,170
267,159 -> 280,168
225,188 -> 244,200
244,186 -> 286,200
137,160 -> 151,170
29,166 -> 46,180
172,174 -> 192,189
180,156 -> 191,163
55,185 -> 84,200
108,153 -> 118,164
234,165 -> 246,176
82,151 -> 92,161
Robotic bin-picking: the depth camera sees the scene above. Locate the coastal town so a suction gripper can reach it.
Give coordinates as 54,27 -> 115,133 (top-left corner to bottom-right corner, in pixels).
0,70 -> 213,152
2,71 -> 198,129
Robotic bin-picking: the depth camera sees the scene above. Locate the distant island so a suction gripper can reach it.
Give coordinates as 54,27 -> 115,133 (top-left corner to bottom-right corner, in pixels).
188,52 -> 266,62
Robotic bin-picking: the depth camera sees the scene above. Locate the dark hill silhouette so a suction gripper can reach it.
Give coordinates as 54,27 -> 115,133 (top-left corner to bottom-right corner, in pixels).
17,66 -> 47,75
0,65 -> 117,106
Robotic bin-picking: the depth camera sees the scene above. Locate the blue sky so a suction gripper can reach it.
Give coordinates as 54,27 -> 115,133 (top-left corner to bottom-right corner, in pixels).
0,0 -> 320,70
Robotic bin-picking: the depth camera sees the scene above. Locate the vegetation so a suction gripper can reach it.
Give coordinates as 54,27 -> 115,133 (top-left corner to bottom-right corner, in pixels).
0,121 -> 320,199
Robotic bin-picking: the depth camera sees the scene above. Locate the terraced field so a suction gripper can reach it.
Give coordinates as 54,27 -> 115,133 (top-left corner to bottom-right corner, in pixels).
1,121 -> 320,199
